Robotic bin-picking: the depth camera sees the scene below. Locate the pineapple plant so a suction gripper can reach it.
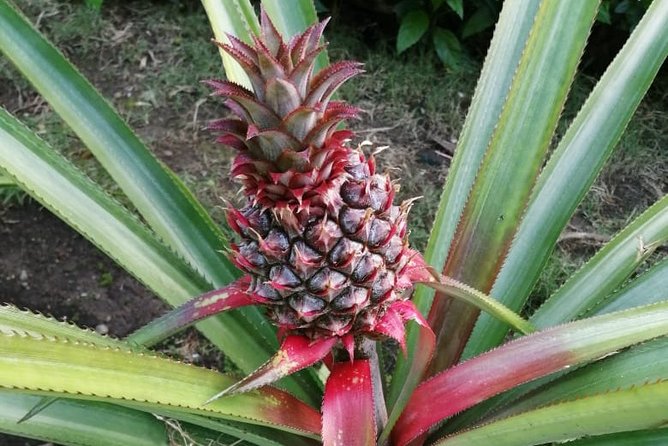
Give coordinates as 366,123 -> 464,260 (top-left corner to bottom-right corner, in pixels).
0,0 -> 667,445
209,10 -> 426,348
128,11 -> 529,400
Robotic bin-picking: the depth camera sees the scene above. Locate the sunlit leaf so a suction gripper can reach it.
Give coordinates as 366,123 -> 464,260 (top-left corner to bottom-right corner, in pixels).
433,381 -> 668,445
397,10 -> 429,54
0,331 -> 321,438
392,301 -> 668,445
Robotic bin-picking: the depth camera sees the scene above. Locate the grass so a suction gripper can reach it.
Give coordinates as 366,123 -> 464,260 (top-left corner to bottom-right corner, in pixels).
1,0 -> 666,336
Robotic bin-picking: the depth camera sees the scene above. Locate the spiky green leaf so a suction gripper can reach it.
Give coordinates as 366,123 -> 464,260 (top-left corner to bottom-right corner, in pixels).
421,276 -> 534,335
0,107 -> 286,386
0,305 -> 128,349
428,0 -> 599,372
531,194 -> 668,328
586,257 -> 668,317
389,0 -> 542,423
466,0 -> 668,358
0,331 -> 321,438
0,392 -> 169,446
0,0 -> 236,292
432,381 -> 668,446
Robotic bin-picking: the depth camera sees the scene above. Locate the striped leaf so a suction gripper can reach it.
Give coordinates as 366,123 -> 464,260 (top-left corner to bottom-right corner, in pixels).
388,0 -> 543,418
432,381 -> 668,446
465,0 -> 668,358
427,0 -> 600,372
0,331 -> 322,438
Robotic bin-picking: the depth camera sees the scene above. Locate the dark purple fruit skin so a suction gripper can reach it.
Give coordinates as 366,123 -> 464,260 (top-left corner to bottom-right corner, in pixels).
230,159 -> 413,339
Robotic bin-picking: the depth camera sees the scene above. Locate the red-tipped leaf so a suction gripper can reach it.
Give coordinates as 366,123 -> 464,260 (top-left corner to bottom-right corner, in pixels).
214,40 -> 265,96
378,311 -> 435,445
127,276 -> 255,346
392,302 -> 668,445
306,61 -> 364,107
206,335 -> 338,403
205,79 -> 280,129
322,360 -> 376,446
259,7 -> 287,60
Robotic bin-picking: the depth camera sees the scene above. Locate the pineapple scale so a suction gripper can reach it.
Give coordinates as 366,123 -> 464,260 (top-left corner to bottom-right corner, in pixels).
229,149 -> 416,339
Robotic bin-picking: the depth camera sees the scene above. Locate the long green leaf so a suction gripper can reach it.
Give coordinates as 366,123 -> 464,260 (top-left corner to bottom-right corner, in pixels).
465,0 -> 668,358
428,0 -> 599,372
422,276 -> 534,335
433,381 -> 668,446
0,307 -> 310,446
586,256 -> 668,316
201,0 -> 259,89
531,194 -> 668,328
0,107 -> 280,383
566,429 -> 668,445
0,331 -> 321,438
422,0 -> 543,273
0,168 -> 14,187
0,304 -> 128,349
392,301 -> 668,445
492,336 -> 668,419
0,392 -> 169,446
0,1 -> 283,375
0,109 -> 207,322
388,0 -> 543,419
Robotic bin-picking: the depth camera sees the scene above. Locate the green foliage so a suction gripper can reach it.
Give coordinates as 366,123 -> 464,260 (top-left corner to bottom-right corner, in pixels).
394,0 -> 499,68
0,168 -> 27,205
397,9 -> 430,54
597,0 -> 652,29
0,0 -> 667,445
84,0 -> 103,10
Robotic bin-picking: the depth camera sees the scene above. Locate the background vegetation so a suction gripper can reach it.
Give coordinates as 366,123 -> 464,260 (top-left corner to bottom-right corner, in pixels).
2,0 -> 664,312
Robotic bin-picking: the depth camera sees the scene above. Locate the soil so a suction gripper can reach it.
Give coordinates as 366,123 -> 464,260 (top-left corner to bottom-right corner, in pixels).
0,205 -> 167,446
0,203 -> 166,338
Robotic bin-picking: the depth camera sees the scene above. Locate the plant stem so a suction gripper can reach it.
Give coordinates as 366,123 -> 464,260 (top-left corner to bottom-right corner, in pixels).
358,338 -> 388,442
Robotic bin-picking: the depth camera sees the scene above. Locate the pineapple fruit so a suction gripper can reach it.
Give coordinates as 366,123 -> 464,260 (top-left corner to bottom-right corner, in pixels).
208,10 -> 426,354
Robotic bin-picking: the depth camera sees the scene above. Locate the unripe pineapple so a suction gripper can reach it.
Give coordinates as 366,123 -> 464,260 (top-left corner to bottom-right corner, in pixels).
208,10 -> 423,347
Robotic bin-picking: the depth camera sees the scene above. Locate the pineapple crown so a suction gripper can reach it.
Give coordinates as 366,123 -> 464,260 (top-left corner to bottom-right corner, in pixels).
206,9 -> 364,212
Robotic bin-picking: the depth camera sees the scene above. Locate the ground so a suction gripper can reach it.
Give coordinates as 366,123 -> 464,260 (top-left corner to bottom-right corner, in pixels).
0,1 -> 666,445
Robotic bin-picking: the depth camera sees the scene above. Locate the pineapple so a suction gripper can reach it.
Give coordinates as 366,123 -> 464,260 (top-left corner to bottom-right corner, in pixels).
208,10 -> 425,352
